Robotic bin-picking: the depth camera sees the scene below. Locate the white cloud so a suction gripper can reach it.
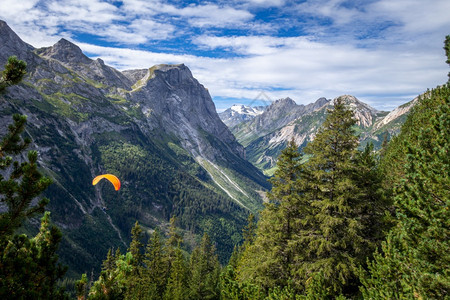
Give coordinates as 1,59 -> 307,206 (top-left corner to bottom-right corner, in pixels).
0,0 -> 448,111
78,31 -> 448,111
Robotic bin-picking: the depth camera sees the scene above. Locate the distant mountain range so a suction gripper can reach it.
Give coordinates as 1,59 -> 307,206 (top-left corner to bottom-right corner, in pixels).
220,95 -> 416,175
0,20 -> 269,275
219,104 -> 266,127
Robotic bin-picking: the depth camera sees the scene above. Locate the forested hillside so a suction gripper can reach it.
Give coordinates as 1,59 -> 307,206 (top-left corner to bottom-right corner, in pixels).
0,32 -> 448,299
0,20 -> 269,278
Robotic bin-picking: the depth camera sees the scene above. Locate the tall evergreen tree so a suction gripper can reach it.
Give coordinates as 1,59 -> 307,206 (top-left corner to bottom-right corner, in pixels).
237,140 -> 306,291
188,233 -> 221,300
445,35 -> 450,81
164,246 -> 188,300
296,97 -> 366,296
128,221 -> 144,266
0,212 -> 68,299
143,230 -> 168,299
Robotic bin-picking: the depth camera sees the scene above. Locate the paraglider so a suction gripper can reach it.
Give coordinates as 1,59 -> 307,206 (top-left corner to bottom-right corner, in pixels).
92,174 -> 121,191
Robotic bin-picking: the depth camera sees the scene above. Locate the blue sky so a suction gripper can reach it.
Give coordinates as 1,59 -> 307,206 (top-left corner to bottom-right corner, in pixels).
1,0 -> 449,111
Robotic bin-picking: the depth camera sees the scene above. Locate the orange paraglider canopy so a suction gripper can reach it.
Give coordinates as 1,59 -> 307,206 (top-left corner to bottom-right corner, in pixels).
92,174 -> 121,191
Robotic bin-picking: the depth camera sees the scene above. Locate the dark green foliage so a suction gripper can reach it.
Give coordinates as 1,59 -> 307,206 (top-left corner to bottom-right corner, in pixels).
143,230 -> 169,299
236,98 -> 389,298
88,251 -> 134,299
296,98 -> 369,296
0,56 -> 27,92
128,221 -> 144,266
0,212 -> 68,299
87,223 -> 222,300
0,113 -> 51,236
188,233 -> 221,300
164,247 -> 188,300
361,84 -> 450,299
0,56 -> 68,299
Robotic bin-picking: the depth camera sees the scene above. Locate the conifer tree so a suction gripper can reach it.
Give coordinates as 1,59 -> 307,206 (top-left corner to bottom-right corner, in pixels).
188,233 -> 221,299
128,221 -> 144,266
445,35 -> 450,80
0,212 -> 68,299
166,216 -> 182,266
0,55 -> 27,92
76,273 -> 88,300
297,97 -> 377,296
89,251 -> 134,299
143,230 -> 168,299
361,84 -> 450,299
164,246 -> 188,300
0,56 -> 67,298
241,213 -> 256,247
236,140 -> 306,291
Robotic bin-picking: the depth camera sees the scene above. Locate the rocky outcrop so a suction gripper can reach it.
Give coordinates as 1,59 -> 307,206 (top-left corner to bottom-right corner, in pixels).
128,64 -> 245,160
373,97 -> 418,131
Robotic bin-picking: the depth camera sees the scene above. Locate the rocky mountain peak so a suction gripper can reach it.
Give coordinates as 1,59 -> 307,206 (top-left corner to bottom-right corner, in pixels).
37,38 -> 92,64
0,20 -> 34,62
334,95 -> 382,128
306,97 -> 330,111
151,63 -> 194,86
268,97 -> 297,111
314,97 -> 330,107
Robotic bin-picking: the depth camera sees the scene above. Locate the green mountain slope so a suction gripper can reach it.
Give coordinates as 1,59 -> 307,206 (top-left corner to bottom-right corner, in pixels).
0,20 -> 268,276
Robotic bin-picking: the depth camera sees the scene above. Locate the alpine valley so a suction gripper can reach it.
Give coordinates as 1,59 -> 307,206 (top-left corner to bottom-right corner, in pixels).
1,19 -> 417,279
0,20 -> 269,277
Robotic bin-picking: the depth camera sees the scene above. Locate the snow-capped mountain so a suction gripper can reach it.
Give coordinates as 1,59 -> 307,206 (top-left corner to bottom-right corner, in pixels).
219,104 -> 266,127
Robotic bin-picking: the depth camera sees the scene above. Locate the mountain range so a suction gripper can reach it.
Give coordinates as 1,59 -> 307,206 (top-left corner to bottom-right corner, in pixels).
0,20 -> 269,276
221,95 -> 416,175
0,19 -> 417,278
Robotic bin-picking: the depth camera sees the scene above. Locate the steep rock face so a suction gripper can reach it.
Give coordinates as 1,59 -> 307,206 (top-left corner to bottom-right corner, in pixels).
36,39 -> 132,89
373,96 -> 418,131
128,64 -> 246,160
0,21 -> 39,66
37,38 -> 92,64
337,94 -> 383,128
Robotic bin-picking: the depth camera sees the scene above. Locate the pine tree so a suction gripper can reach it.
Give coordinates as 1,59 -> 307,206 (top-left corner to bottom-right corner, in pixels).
445,35 -> 450,81
242,213 -> 256,247
143,230 -> 168,299
0,55 -> 27,92
164,246 -> 188,300
297,97 -> 375,296
76,273 -> 88,300
361,84 -> 450,299
0,212 -> 68,299
89,251 -> 134,299
236,140 -> 306,291
188,233 -> 221,299
353,143 -> 391,249
0,56 -> 67,298
128,221 -> 144,266
0,118 -> 51,236
166,216 -> 182,265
